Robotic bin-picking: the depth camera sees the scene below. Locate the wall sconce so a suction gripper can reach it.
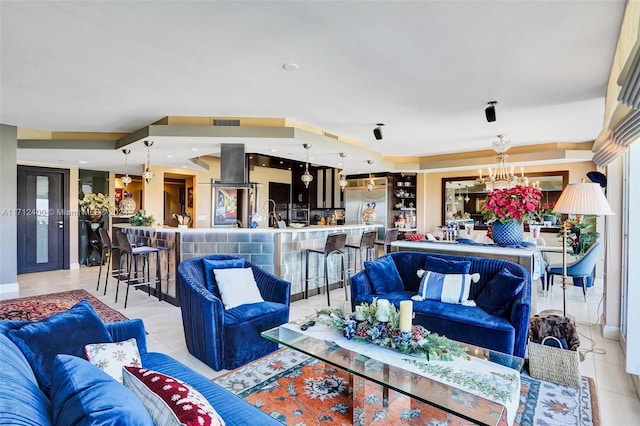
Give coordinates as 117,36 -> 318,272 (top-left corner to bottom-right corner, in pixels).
142,140 -> 154,184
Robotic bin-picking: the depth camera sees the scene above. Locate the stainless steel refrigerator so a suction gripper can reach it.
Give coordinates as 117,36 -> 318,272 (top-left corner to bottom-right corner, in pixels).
344,177 -> 387,239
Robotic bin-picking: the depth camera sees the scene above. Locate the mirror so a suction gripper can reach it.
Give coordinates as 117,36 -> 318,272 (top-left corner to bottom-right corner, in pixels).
441,171 -> 569,230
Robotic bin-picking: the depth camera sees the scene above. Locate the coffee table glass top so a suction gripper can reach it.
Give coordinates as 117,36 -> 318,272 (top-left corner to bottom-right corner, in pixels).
262,324 -> 524,426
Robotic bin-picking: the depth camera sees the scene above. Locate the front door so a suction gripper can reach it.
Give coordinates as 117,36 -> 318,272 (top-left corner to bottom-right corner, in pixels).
17,166 -> 70,273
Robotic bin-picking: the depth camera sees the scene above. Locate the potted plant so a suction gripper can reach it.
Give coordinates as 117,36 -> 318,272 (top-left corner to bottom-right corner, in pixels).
481,185 -> 542,246
538,201 -> 561,225
130,209 -> 155,226
79,193 -> 113,221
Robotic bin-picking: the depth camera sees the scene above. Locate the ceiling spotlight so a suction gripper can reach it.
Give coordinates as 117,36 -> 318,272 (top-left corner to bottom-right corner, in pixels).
373,123 -> 385,141
485,101 -> 498,122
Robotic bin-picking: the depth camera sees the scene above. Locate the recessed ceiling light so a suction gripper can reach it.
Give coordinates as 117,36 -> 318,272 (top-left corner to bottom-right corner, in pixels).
182,165 -> 188,169
282,62 -> 299,71
338,162 -> 343,166
191,148 -> 199,151
279,160 -> 283,164
78,160 -> 87,164
167,154 -> 173,158
271,149 -> 277,153
309,156 -> 315,160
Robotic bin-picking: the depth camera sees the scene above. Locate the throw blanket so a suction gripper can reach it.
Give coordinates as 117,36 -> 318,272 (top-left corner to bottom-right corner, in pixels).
283,323 -> 521,425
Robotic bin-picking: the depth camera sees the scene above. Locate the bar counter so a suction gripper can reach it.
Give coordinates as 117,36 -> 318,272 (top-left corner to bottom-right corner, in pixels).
115,224 -> 380,305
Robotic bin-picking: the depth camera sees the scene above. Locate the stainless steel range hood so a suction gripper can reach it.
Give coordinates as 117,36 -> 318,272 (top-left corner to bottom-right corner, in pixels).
213,143 -> 251,187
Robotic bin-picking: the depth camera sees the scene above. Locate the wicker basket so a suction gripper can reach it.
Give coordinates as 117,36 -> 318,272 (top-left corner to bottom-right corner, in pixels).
528,336 -> 580,388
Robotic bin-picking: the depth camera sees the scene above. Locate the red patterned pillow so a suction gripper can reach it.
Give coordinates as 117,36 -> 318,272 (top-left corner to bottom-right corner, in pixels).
122,366 -> 225,426
404,233 -> 425,241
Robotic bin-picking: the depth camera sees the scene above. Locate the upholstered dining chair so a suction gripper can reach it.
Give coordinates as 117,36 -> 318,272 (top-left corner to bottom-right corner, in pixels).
546,242 -> 602,300
177,254 -> 291,371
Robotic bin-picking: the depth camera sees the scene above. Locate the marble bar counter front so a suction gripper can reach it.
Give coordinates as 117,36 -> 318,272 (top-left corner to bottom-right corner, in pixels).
115,224 -> 381,306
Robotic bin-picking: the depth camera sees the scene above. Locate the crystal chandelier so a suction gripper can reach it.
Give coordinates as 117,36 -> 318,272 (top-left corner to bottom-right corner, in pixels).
120,149 -> 132,187
477,135 -> 528,191
301,144 -> 313,188
366,160 -> 375,192
142,140 -> 154,184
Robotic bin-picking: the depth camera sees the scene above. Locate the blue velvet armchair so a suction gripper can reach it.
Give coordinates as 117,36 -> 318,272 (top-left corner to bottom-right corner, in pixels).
177,255 -> 291,371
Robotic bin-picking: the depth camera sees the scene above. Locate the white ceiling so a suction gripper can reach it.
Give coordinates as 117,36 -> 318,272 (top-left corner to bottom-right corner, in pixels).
0,1 -> 626,175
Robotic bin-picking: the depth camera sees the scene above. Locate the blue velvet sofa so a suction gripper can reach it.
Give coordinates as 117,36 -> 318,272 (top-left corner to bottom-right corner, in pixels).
177,254 -> 291,371
350,251 -> 530,357
0,316 -> 280,425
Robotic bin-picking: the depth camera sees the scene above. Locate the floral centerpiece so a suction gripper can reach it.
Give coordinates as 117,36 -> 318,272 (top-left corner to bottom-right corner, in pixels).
130,209 -> 154,226
537,201 -> 560,224
316,299 -> 468,361
79,193 -> 113,218
481,185 -> 542,245
481,185 -> 542,224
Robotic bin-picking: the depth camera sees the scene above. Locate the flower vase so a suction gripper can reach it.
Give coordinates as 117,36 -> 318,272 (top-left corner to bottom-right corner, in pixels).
542,215 -> 558,226
88,210 -> 103,222
490,220 -> 524,246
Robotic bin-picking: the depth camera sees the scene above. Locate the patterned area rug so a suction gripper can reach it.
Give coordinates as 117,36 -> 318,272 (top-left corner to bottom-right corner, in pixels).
0,289 -> 128,322
214,348 -> 600,426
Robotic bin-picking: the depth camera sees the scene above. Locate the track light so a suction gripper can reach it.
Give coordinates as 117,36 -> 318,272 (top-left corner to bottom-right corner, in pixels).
485,101 -> 498,122
373,123 -> 385,140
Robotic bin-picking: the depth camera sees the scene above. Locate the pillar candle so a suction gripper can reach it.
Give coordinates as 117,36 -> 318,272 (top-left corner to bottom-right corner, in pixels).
355,305 -> 365,321
399,300 -> 413,332
376,299 -> 390,322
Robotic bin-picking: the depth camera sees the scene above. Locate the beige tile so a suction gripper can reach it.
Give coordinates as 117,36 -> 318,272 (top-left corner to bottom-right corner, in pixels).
597,388 -> 640,426
595,360 -> 638,398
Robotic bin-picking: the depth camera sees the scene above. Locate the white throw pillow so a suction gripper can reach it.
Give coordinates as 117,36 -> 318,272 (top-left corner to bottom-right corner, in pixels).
213,267 -> 264,309
84,338 -> 141,383
412,270 -> 480,305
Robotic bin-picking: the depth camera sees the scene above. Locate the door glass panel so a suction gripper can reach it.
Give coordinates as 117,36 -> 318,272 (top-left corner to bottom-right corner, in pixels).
36,176 -> 49,263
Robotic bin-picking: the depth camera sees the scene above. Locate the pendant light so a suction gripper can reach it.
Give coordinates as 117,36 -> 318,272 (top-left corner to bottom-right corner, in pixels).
338,152 -> 348,191
301,144 -> 313,188
142,140 -> 154,184
120,149 -> 132,187
366,160 -> 375,192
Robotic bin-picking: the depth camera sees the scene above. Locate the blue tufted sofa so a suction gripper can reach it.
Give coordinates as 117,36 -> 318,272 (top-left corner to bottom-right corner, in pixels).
177,254 -> 291,371
0,316 -> 280,426
350,251 -> 530,357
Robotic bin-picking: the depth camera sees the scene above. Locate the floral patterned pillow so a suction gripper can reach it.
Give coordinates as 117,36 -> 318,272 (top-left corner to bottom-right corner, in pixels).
84,338 -> 141,383
122,366 -> 225,426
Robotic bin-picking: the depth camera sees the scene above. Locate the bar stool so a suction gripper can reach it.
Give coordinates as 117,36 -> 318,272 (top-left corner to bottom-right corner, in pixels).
374,228 -> 400,256
114,231 -> 162,308
345,230 -> 377,273
96,228 -> 119,295
305,233 -> 347,306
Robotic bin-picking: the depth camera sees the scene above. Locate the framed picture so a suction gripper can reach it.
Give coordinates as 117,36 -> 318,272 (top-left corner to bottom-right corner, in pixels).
114,189 -> 123,207
213,187 -> 238,226
187,187 -> 193,208
475,198 -> 485,212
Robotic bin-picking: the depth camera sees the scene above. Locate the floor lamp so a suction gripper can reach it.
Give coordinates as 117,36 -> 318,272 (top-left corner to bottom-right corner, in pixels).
549,181 -> 614,318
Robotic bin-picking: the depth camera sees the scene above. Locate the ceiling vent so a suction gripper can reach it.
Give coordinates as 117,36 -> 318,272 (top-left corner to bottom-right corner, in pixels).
323,131 -> 339,140
213,119 -> 241,126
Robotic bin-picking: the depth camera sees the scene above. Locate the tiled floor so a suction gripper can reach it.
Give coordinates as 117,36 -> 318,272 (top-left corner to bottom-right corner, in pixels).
8,266 -> 640,425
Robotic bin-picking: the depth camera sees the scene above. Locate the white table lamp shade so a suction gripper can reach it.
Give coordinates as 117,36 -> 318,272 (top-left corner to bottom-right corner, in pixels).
552,182 -> 614,216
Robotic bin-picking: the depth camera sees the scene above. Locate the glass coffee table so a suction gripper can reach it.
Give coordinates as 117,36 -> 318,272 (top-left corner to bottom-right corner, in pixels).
262,324 -> 523,426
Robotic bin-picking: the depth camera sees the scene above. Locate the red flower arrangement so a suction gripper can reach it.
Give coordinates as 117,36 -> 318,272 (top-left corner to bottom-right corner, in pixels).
481,185 -> 542,224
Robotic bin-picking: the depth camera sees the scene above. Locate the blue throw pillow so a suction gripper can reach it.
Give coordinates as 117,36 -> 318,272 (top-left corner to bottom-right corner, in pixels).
364,256 -> 404,294
476,268 -> 525,316
50,354 -> 154,426
424,255 -> 471,274
203,258 -> 245,295
7,299 -> 113,395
